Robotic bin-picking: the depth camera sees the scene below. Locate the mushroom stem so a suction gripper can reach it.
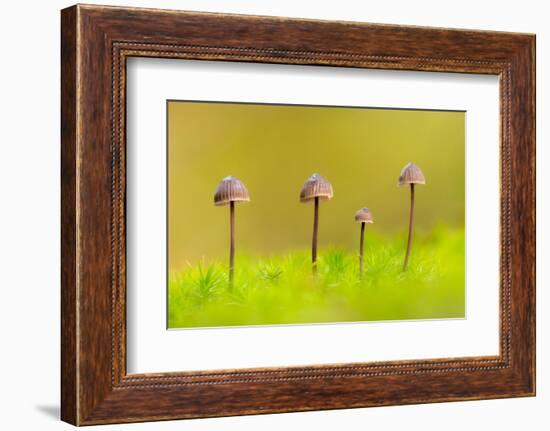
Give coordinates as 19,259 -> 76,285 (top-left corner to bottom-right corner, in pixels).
229,201 -> 235,287
403,184 -> 415,271
359,222 -> 365,275
312,196 -> 319,274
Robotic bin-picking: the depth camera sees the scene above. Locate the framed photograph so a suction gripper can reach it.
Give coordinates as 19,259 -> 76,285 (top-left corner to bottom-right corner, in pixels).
61,4 -> 535,425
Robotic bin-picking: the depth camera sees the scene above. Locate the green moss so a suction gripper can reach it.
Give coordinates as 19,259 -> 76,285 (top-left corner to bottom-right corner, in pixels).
168,226 -> 465,328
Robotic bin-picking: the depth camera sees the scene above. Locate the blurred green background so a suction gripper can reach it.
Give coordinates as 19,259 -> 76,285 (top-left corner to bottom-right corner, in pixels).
168,101 -> 465,271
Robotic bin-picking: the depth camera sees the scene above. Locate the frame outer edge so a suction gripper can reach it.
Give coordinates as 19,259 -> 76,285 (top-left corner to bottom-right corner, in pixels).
61,4 -> 536,425
502,35 -> 536,396
531,34 -> 536,396
61,5 -> 79,426
520,34 -> 536,394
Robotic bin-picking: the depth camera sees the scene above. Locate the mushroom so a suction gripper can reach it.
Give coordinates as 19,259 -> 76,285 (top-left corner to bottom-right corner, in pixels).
214,176 -> 250,286
354,208 -> 374,275
398,163 -> 426,271
300,173 -> 333,273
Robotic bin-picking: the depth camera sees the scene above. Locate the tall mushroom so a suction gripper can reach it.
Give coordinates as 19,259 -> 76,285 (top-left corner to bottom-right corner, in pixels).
300,173 -> 333,274
354,208 -> 374,276
398,163 -> 426,271
214,176 -> 250,287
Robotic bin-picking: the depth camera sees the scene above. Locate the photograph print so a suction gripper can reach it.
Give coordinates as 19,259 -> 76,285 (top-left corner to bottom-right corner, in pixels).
167,100 -> 465,329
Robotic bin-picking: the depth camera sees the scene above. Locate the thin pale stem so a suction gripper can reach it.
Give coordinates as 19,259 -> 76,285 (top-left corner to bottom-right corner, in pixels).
312,196 -> 319,274
403,184 -> 415,271
359,222 -> 365,275
229,201 -> 235,287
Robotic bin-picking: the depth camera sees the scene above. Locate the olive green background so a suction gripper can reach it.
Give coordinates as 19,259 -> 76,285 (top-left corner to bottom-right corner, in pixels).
168,101 -> 465,271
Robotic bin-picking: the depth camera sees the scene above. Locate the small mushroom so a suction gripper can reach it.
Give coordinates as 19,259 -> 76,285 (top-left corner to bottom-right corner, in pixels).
354,208 -> 374,276
300,173 -> 333,274
398,163 -> 426,271
214,176 -> 250,286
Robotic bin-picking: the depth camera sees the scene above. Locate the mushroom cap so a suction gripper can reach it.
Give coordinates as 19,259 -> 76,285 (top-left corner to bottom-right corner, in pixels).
214,176 -> 250,206
300,173 -> 334,202
355,207 -> 374,223
398,163 -> 426,186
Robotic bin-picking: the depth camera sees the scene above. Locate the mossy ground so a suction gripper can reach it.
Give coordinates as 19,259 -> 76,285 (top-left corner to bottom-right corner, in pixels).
168,226 -> 465,329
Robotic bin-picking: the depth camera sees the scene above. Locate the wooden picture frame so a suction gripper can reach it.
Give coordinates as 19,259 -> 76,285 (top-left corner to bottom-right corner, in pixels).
61,4 -> 535,425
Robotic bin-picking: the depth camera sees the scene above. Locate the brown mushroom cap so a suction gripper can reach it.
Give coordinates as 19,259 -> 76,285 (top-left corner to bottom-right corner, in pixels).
300,173 -> 333,202
214,176 -> 250,206
355,207 -> 374,223
398,163 -> 426,186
